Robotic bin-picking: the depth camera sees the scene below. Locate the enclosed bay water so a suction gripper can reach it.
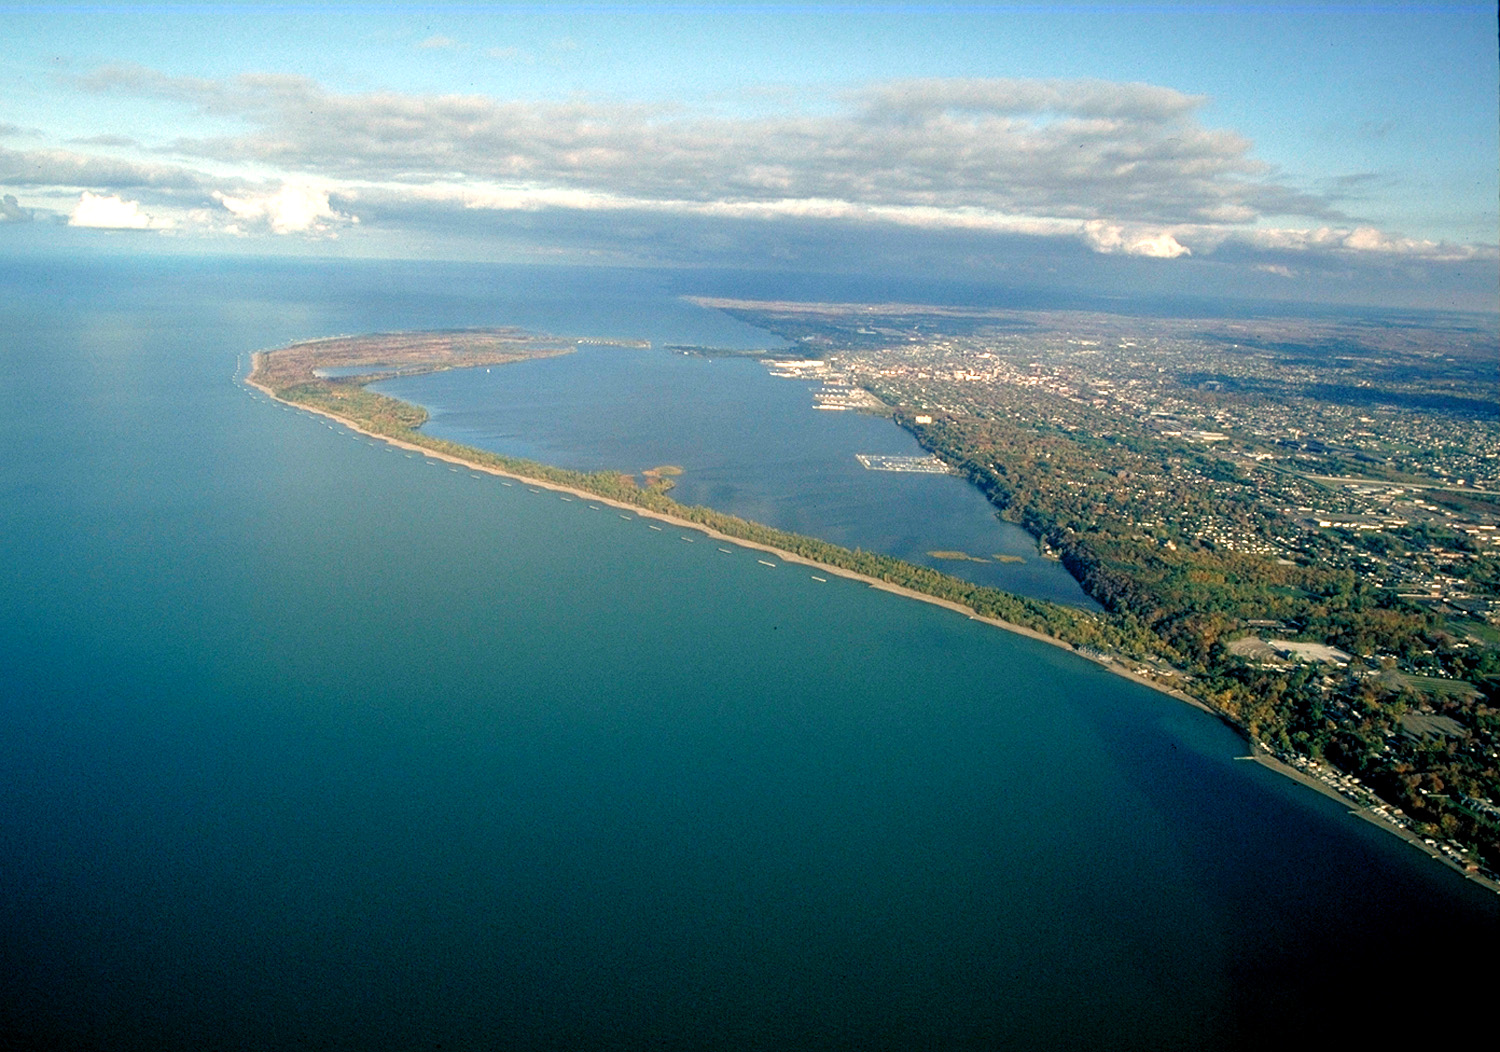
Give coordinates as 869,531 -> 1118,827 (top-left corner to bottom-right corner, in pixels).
1,255 -> 1495,1051
375,345 -> 1098,608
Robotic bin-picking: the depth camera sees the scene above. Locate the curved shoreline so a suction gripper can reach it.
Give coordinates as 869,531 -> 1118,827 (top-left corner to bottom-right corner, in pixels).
244,354 -> 1498,897
1247,747 -> 1499,894
243,364 -> 1116,660
246,361 -> 1199,702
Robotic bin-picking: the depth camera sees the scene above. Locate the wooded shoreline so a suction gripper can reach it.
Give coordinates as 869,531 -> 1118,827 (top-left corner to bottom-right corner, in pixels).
245,347 -> 1193,703
245,337 -> 1499,896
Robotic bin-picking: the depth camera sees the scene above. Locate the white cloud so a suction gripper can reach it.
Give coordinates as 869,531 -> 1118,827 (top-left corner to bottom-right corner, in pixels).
84,66 -> 1333,231
1241,225 -> 1494,261
68,191 -> 167,229
1255,263 -> 1296,278
1127,232 -> 1192,259
37,65 -> 1493,283
1082,221 -> 1191,258
213,184 -> 355,235
422,182 -> 1099,240
418,35 -> 458,51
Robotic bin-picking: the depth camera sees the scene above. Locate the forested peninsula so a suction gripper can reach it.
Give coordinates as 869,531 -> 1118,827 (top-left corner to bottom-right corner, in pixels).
246,329 -> 1498,893
248,332 -> 1132,646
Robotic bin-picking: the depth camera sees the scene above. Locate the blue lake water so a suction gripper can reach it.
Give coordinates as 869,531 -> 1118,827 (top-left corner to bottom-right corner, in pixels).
376,345 -> 1098,607
1,254 -> 1495,1051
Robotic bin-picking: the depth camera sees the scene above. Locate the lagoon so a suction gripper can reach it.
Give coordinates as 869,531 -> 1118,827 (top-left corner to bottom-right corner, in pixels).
376,343 -> 1099,608
1,255 -> 1494,1051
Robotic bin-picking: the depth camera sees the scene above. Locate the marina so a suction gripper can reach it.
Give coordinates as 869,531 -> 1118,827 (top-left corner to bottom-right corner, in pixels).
813,385 -> 886,411
855,453 -> 954,474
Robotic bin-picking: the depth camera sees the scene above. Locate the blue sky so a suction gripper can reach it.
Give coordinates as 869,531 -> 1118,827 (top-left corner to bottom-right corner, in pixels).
3,2 -> 1496,309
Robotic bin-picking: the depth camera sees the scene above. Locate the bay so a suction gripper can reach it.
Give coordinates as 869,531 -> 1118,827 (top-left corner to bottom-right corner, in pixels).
1,255 -> 1494,1051
375,345 -> 1099,607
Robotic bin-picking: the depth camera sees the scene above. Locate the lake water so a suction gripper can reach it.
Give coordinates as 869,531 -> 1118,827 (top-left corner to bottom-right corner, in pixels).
1,254 -> 1495,1051
376,345 -> 1098,607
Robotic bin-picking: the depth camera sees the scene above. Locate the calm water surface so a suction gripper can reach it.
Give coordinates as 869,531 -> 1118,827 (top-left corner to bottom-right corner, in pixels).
1,255 -> 1494,1051
377,346 -> 1098,607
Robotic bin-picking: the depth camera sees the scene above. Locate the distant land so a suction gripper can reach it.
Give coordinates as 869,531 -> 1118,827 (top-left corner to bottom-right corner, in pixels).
248,301 -> 1500,893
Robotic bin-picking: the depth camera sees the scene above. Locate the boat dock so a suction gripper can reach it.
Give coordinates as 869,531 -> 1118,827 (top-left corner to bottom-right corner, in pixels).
855,453 -> 953,474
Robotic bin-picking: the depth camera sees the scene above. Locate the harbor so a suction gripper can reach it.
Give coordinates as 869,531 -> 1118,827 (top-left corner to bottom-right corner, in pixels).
855,453 -> 953,474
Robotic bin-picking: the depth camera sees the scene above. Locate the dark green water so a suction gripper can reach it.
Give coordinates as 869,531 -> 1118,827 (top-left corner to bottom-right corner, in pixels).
1,256 -> 1495,1051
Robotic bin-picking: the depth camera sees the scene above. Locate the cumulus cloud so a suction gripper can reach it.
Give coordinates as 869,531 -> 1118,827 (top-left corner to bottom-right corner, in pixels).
1,193 -> 33,221
1082,220 -> 1191,258
68,191 -> 168,228
213,184 -> 356,235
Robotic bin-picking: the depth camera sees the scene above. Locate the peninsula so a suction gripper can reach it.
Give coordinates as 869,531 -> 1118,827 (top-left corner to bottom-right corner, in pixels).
247,326 -> 1500,894
246,330 -> 1118,656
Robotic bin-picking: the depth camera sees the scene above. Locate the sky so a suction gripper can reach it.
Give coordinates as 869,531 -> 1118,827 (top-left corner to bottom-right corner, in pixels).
3,1 -> 1497,310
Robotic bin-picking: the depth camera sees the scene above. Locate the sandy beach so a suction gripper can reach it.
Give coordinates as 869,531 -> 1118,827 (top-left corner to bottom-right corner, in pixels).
1247,747 -> 1499,893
